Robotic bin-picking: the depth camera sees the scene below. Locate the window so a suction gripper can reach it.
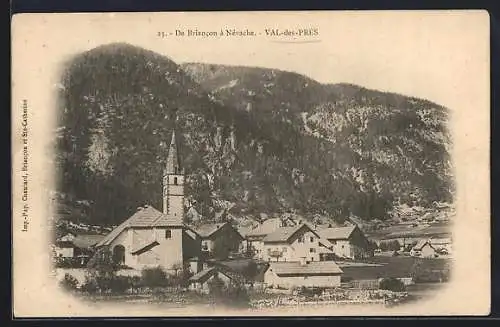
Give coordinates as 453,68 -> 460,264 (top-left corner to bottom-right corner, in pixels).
309,248 -> 316,253
310,237 -> 314,242
174,177 -> 178,185
165,230 -> 172,239
311,257 -> 314,262
282,247 -> 287,252
112,245 -> 126,265
298,237 -> 304,243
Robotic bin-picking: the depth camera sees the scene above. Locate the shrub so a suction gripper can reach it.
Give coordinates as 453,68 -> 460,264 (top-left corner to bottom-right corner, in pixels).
413,269 -> 449,283
55,257 -> 86,268
208,277 -> 250,308
59,273 -> 79,291
80,275 -> 99,294
297,286 -> 323,298
81,274 -> 135,294
224,283 -> 250,307
379,278 -> 406,292
108,275 -> 133,293
141,266 -> 169,288
207,275 -> 225,296
380,240 -> 401,252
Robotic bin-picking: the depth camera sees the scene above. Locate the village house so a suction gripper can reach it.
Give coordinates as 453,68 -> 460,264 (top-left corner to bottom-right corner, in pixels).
263,260 -> 343,289
245,217 -> 298,259
54,232 -> 77,258
95,131 -> 201,273
54,232 -> 104,264
410,240 -> 437,258
188,266 -> 236,294
318,225 -> 373,260
261,223 -> 334,263
429,237 -> 452,254
191,222 -> 244,259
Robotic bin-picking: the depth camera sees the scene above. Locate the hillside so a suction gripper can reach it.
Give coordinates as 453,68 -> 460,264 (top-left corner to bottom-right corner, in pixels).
53,43 -> 454,226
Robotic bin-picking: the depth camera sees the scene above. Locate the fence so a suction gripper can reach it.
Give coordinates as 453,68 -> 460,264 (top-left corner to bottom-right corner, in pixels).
348,280 -> 380,290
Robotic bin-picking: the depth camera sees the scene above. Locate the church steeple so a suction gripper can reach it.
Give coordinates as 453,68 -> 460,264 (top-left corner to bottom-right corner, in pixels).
163,129 -> 185,219
165,130 -> 182,175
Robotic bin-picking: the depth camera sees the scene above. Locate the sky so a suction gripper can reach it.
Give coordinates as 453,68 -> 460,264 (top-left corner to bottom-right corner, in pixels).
13,10 -> 489,111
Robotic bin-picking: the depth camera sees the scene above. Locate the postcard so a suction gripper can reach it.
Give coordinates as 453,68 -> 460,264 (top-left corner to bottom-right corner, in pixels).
11,10 -> 490,317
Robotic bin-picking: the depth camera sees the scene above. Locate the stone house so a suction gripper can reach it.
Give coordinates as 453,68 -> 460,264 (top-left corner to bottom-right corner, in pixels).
410,240 -> 437,258
318,225 -> 373,260
261,223 -> 333,263
188,267 -> 235,294
54,233 -> 104,263
191,222 -> 244,259
245,217 -> 298,259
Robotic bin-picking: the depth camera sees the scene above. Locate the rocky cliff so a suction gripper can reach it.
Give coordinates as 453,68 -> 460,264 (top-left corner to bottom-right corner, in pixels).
53,43 -> 454,226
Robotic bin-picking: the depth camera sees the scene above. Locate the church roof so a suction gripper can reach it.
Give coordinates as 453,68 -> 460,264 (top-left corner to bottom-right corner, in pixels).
96,205 -> 183,247
165,130 -> 182,174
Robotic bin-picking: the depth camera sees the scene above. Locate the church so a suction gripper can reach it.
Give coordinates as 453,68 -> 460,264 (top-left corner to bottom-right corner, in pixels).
95,130 -> 201,273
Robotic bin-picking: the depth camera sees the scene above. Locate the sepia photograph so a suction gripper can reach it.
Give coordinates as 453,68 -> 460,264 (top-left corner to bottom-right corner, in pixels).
11,11 -> 490,317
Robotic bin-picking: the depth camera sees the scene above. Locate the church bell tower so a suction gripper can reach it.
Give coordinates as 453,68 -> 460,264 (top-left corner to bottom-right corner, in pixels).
163,130 -> 185,222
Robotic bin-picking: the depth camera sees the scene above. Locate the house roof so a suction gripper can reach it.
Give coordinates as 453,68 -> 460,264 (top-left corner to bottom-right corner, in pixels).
412,240 -> 435,251
318,226 -> 357,240
262,223 -> 321,243
189,267 -> 233,284
189,267 -> 216,283
96,205 -> 183,247
237,225 -> 257,238
262,226 -> 301,243
72,234 -> 105,249
268,261 -> 343,276
246,217 -> 298,238
190,222 -> 242,239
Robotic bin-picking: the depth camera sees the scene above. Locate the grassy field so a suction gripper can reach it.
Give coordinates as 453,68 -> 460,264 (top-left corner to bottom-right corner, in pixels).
339,256 -> 451,281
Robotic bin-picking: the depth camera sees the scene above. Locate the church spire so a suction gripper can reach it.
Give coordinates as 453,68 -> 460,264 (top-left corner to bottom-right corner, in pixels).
165,129 -> 182,175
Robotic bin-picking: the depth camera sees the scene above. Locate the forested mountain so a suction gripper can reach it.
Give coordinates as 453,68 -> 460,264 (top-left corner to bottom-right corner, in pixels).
53,43 -> 454,226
